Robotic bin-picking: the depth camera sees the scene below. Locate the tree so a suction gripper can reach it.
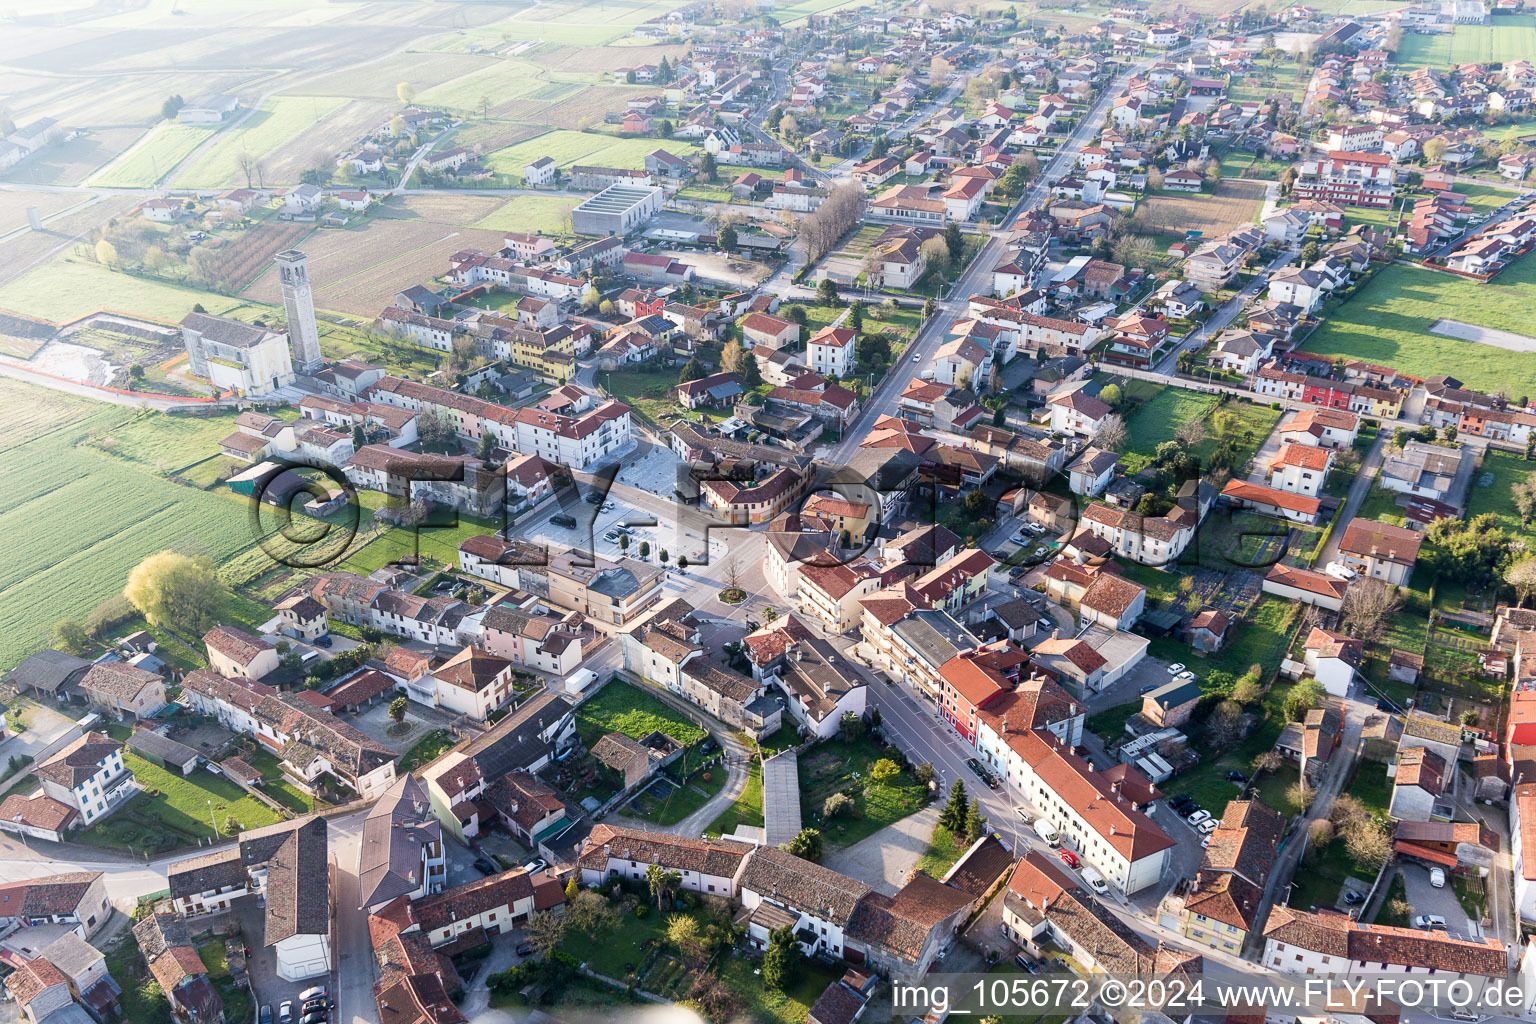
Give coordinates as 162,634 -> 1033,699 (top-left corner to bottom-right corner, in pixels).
920,235 -> 951,279
581,284 -> 601,309
1423,138 -> 1447,165
700,152 -> 717,182
1205,700 -> 1248,749
1099,383 -> 1123,408
476,431 -> 496,461
939,779 -> 969,833
1512,478 -> 1536,527
1506,558 -> 1536,606
943,222 -> 965,266
719,223 -> 738,251
840,710 -> 864,743
1095,413 -> 1127,452
823,792 -> 855,817
389,696 -> 408,725
527,909 -> 567,955
784,305 -> 807,327
1232,672 -> 1264,706
999,162 -> 1033,197
618,533 -> 630,552
778,113 -> 799,136
962,798 -> 987,843
353,423 -> 367,450
870,758 -> 901,782
161,94 -> 185,120
1306,817 -> 1335,851
720,338 -> 748,373
1175,418 -> 1208,448
94,239 -> 118,269
1340,816 -> 1391,867
1282,678 -> 1323,722
55,619 -> 88,654
762,924 -> 802,990
1341,579 -> 1404,645
397,82 -> 416,105
816,277 -> 839,306
678,356 -> 705,384
923,296 -> 935,319
739,349 -> 764,388
783,827 -> 823,862
915,761 -> 935,785
667,914 -> 707,959
566,889 -> 619,939
124,551 -> 226,635
677,555 -> 689,570
639,540 -> 651,559
848,299 -> 865,331
646,862 -> 673,909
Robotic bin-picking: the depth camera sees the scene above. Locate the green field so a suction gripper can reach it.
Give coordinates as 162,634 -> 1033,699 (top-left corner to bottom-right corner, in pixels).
574,680 -> 708,748
1123,389 -> 1221,456
706,760 -> 763,835
1300,260 -> 1536,400
798,736 -> 928,849
77,752 -> 283,853
419,58 -> 550,111
470,194 -> 580,234
482,129 -> 700,182
0,257 -> 246,324
177,96 -> 348,188
1396,15 -> 1536,68
0,379 -> 297,671
1467,448 -> 1536,549
92,124 -> 218,188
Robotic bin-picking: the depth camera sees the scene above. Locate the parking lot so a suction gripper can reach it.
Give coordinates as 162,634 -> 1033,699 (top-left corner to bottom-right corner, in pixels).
1399,862 -> 1475,936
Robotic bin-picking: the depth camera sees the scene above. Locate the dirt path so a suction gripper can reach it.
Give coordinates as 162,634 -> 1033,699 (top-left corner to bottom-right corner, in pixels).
1430,317 -> 1536,353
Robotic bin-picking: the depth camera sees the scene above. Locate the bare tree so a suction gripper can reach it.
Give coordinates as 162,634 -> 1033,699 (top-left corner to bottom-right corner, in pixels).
797,184 -> 866,264
1175,417 -> 1208,448
1340,578 -> 1404,646
1505,557 -> 1536,606
1094,413 -> 1127,452
236,151 -> 260,189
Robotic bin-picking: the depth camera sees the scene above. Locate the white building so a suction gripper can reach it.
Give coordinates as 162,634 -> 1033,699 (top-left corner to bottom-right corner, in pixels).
36,733 -> 137,827
807,325 -> 856,378
180,312 -> 295,397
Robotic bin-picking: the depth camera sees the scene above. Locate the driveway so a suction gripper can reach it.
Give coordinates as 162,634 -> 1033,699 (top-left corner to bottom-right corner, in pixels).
823,805 -> 939,895
347,697 -> 473,755
1399,861 -> 1474,936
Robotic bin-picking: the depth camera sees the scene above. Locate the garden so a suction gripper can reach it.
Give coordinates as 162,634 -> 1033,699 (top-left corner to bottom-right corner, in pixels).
797,732 -> 930,849
76,751 -> 286,854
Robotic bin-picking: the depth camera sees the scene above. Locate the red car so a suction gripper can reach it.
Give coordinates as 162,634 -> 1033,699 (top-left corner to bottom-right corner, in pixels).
1057,849 -> 1080,869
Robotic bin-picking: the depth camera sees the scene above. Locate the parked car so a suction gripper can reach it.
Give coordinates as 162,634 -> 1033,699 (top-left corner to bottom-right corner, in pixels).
1009,533 -> 1029,545
913,354 -> 921,363
260,1008 -> 272,1024
1166,663 -> 1186,675
1200,836 -> 1211,849
524,858 -> 548,874
312,634 -> 332,648
1025,522 -> 1046,536
299,988 -> 327,1005
1057,848 -> 1080,869
1197,819 -> 1217,835
299,1013 -> 326,1024
1015,808 -> 1031,823
585,492 -> 603,504
1174,670 -> 1196,682
516,941 -> 534,957
550,513 -> 577,529
1412,914 -> 1447,930
279,1003 -> 293,1024
1324,560 -> 1357,581
1014,953 -> 1037,972
966,757 -> 988,781
1342,891 -> 1365,906
473,858 -> 497,875
1429,867 -> 1446,888
1139,683 -> 1157,695
302,999 -> 327,1016
1186,810 -> 1211,826
1225,771 -> 1248,783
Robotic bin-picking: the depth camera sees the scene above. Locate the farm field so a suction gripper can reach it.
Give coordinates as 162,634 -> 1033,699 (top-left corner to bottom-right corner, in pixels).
0,256 -> 245,324
419,58 -> 551,112
0,190 -> 86,233
0,379 -> 272,671
1396,15 -> 1536,68
174,96 -> 349,188
240,205 -> 507,317
1138,178 -> 1266,239
481,129 -> 700,182
0,194 -> 142,293
0,127 -> 147,186
1299,259 -> 1536,399
470,194 -> 579,234
90,123 -> 216,188
294,52 -> 502,100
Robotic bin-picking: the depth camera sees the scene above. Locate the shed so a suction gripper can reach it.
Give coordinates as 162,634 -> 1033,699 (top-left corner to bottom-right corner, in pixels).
128,727 -> 201,775
6,650 -> 91,698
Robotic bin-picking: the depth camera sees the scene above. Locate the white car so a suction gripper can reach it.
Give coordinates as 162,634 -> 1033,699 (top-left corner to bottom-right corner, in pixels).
1429,866 -> 1446,888
1324,560 -> 1358,581
1174,670 -> 1197,682
1197,818 -> 1218,835
912,354 -> 921,363
1185,810 -> 1211,826
1167,662 -> 1186,675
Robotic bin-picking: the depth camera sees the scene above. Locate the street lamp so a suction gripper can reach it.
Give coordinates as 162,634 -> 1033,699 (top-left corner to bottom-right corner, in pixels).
12,814 -> 27,851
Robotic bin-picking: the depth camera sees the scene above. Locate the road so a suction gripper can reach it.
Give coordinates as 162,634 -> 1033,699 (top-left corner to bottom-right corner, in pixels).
1315,429 -> 1387,567
1150,246 -> 1300,374
825,52 -> 1175,467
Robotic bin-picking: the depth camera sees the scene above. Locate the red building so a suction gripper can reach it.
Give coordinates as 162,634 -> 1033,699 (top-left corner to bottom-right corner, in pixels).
938,643 -> 1029,743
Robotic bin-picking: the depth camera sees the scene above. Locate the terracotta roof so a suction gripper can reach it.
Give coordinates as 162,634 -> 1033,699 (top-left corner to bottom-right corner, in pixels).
1394,746 -> 1446,794
580,823 -> 754,879
741,847 -> 871,925
1340,519 -> 1422,566
35,732 -> 121,789
1263,906 -> 1506,976
1004,852 -> 1155,974
1271,442 -> 1333,472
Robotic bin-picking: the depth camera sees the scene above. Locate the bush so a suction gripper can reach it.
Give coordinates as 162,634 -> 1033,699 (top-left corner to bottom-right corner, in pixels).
634,904 -> 649,918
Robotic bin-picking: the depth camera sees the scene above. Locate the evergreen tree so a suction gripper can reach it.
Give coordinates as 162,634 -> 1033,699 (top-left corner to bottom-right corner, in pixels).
762,924 -> 801,990
943,221 -> 964,265
678,356 -> 705,383
719,224 -> 738,251
848,299 -> 865,330
939,779 -> 969,833
963,799 -> 986,843
740,351 -> 764,387
353,424 -> 367,450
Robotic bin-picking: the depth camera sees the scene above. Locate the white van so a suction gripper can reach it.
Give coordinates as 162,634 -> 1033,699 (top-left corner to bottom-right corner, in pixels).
1032,818 -> 1060,846
1080,867 -> 1109,895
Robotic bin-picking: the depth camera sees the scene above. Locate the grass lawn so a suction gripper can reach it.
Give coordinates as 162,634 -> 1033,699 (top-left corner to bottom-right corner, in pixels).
602,365 -> 686,427
418,57 -> 548,110
0,256 -> 247,324
1466,448 -> 1536,549
482,130 -> 701,183
92,123 -> 217,187
915,822 -> 968,878
243,748 -> 316,813
1191,509 -> 1298,574
1299,259 -> 1536,399
629,767 -> 727,826
1121,388 -> 1221,468
400,728 -> 456,771
470,194 -> 579,234
1250,762 -> 1305,817
798,301 -> 923,341
198,938 -> 253,1024
575,679 -> 707,748
707,760 -> 763,835
798,736 -> 929,849
177,96 -> 348,187
78,753 -> 283,854
560,902 -> 702,981
1085,701 -> 1140,741
339,491 -> 507,575
1288,759 -> 1393,912
1397,15 -> 1536,67
717,950 -> 843,1024
1373,871 -> 1410,926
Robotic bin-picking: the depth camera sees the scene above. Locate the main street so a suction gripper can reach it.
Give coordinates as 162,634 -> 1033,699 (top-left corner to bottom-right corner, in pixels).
826,50 -> 1180,467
